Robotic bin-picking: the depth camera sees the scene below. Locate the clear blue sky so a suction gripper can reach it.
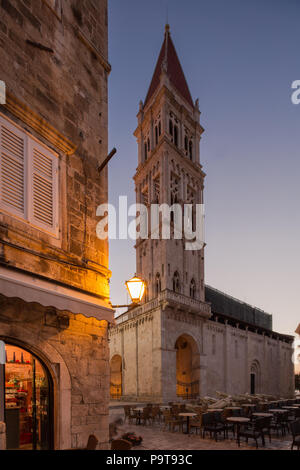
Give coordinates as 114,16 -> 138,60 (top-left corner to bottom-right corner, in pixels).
107,0 -> 300,336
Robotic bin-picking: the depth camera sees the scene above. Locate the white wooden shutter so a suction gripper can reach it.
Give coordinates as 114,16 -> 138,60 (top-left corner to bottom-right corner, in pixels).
28,140 -> 58,235
0,116 -> 25,217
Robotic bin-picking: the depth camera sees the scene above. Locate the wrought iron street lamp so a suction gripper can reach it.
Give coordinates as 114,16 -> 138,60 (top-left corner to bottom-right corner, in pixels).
112,275 -> 146,308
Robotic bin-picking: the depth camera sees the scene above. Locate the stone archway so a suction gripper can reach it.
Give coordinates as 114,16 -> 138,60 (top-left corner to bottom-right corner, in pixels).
110,355 -> 122,399
250,360 -> 261,394
175,334 -> 200,399
0,330 -> 71,450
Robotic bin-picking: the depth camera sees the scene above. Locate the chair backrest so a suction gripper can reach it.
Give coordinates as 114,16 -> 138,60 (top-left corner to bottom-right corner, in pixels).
254,417 -> 269,431
213,411 -> 222,423
290,419 -> 300,437
202,413 -> 213,425
124,405 -> 131,416
294,408 -> 300,418
86,434 -> 99,450
111,439 -> 132,450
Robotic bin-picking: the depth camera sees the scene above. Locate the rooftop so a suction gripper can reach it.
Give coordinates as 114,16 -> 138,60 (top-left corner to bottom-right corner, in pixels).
144,24 -> 194,108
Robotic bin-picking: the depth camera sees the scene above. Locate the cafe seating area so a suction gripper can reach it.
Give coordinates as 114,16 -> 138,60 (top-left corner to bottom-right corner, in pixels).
121,397 -> 300,449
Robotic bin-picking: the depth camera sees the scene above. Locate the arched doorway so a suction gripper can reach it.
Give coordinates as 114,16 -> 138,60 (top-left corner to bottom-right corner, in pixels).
175,335 -> 200,399
250,360 -> 261,395
110,355 -> 122,399
3,342 -> 53,450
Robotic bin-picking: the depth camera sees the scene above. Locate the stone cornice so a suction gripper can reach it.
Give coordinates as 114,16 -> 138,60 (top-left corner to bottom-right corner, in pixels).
2,92 -> 77,156
75,27 -> 111,74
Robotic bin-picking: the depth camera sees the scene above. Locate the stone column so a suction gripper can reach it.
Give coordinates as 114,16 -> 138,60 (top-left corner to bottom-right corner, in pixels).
245,327 -> 249,393
136,321 -> 139,398
199,354 -> 208,397
224,320 -> 230,393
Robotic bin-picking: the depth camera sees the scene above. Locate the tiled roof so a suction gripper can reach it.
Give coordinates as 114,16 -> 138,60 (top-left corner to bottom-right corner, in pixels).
144,25 -> 194,108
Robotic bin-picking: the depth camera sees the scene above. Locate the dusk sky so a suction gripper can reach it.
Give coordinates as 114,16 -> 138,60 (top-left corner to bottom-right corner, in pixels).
107,0 -> 300,337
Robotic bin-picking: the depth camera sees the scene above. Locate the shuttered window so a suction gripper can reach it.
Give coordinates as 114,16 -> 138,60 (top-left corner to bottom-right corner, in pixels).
0,115 -> 59,236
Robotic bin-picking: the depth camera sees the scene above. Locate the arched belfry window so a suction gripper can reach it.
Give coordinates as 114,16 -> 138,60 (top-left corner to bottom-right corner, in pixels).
189,140 -> 193,160
144,143 -> 147,161
190,279 -> 196,299
184,136 -> 188,153
173,271 -> 180,293
155,273 -> 161,295
174,125 -> 178,147
169,120 -> 173,137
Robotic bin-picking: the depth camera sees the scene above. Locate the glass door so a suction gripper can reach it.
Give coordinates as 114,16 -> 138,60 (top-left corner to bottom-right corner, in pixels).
4,344 -> 53,450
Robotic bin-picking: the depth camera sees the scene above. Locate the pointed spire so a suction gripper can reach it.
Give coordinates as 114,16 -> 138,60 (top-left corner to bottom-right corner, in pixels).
144,25 -> 194,108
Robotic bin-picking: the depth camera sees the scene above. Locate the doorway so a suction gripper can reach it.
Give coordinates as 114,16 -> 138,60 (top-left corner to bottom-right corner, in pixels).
3,343 -> 53,450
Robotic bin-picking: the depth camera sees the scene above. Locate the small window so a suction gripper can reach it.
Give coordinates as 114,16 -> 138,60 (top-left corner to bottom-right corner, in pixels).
189,140 -> 193,160
169,120 -> 173,136
174,126 -> 178,147
144,143 -> 147,161
155,126 -> 158,146
0,115 -> 59,236
190,279 -> 196,299
158,121 -> 161,136
155,273 -> 161,295
184,136 -> 188,152
147,138 -> 150,152
173,271 -> 180,293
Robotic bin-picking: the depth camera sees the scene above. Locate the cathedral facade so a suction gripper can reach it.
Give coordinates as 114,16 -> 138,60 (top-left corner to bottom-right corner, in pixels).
109,26 -> 294,403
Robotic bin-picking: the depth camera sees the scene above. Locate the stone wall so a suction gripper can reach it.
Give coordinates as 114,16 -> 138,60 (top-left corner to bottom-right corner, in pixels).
110,307 -> 295,402
0,0 -> 112,449
0,0 -> 110,299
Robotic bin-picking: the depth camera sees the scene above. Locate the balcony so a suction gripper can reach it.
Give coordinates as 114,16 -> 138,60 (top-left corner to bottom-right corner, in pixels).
115,288 -> 211,325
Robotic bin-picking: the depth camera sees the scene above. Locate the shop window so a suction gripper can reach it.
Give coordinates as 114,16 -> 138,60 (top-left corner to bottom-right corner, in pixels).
3,343 -> 53,450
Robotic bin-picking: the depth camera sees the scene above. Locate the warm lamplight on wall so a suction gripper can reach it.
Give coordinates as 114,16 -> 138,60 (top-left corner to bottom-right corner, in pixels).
125,276 -> 145,303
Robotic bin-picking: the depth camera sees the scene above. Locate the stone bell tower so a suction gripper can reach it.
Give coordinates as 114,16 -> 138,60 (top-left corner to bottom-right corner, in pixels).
134,24 -> 206,303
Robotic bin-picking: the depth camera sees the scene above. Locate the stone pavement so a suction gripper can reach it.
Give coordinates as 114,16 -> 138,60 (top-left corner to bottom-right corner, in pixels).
110,409 -> 292,451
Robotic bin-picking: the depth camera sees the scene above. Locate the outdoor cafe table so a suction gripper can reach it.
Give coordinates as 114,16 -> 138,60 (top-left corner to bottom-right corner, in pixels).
269,409 -> 286,413
225,407 -> 242,410
252,412 -> 273,418
282,406 -> 299,410
179,412 -> 197,434
226,417 -> 250,447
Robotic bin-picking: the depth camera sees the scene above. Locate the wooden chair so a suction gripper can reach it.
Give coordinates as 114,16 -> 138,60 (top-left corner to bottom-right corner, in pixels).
162,410 -> 183,432
141,407 -> 153,425
85,434 -> 99,450
190,412 -> 202,435
111,439 -> 132,450
290,419 -> 300,450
